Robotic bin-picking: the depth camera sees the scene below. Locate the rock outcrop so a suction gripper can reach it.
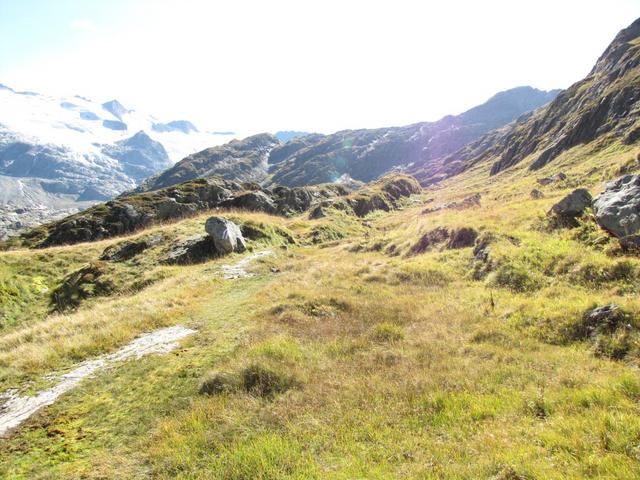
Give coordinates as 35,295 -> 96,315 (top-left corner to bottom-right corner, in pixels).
21,177 -> 352,248
137,133 -> 280,192
205,217 -> 247,255
51,262 -> 114,310
309,174 -> 421,219
548,188 -> 593,227
161,235 -> 217,265
593,175 -> 640,237
100,235 -> 163,262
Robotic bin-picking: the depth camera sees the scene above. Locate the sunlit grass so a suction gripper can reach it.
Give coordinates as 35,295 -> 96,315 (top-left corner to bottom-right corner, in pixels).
1,142 -> 640,477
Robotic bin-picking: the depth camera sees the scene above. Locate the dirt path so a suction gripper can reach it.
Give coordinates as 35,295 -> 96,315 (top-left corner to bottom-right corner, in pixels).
0,326 -> 196,437
0,250 -> 275,438
220,249 -> 273,279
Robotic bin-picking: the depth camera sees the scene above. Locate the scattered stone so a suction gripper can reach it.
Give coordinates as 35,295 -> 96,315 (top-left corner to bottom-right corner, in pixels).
0,326 -> 195,437
530,189 -> 544,199
161,235 -> 216,265
447,227 -> 478,249
422,193 -> 481,214
548,188 -> 592,227
205,216 -> 246,255
581,304 -> 630,338
537,172 -> 567,186
220,250 -> 273,279
593,175 -> 640,238
409,227 -> 449,255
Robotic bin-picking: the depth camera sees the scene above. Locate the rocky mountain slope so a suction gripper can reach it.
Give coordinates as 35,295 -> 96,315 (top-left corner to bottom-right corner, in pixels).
136,86 -> 558,194
267,86 -> 559,188
136,133 -> 280,192
2,131 -> 640,478
410,18 -> 640,184
0,85 -> 235,238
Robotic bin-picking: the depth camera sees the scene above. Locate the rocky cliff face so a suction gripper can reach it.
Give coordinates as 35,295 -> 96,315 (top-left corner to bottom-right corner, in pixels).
411,17 -> 640,185
135,87 -> 558,194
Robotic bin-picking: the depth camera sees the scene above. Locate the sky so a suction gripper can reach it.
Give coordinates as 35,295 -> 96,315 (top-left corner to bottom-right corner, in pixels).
0,0 -> 639,134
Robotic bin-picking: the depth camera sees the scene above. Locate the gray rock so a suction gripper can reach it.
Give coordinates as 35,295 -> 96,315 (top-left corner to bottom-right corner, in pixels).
161,234 -> 216,265
530,189 -> 544,199
581,304 -> 629,338
537,172 -> 567,186
548,188 -> 592,226
205,216 -> 246,255
221,191 -> 277,214
155,198 -> 197,221
593,175 -> 640,238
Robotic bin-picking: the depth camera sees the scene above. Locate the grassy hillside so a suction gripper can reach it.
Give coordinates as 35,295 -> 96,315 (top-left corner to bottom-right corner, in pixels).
1,138 -> 640,478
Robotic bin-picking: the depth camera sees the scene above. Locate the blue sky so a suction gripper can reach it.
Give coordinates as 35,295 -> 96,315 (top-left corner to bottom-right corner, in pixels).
0,1 -> 127,69
1,0 -> 639,133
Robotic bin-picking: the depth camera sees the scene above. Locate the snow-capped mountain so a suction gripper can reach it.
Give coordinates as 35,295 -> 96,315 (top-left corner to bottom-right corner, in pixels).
0,84 -> 236,238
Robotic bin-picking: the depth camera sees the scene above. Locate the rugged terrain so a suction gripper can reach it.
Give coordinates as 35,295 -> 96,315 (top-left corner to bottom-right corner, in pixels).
1,16 -> 640,480
136,86 -> 558,193
410,18 -> 640,185
0,85 -> 236,238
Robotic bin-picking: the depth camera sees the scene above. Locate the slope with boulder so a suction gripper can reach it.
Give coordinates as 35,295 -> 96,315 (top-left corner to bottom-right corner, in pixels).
411,18 -> 640,185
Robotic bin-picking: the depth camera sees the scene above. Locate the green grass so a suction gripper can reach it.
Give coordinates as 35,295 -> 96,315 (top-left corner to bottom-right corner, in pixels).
1,141 -> 640,477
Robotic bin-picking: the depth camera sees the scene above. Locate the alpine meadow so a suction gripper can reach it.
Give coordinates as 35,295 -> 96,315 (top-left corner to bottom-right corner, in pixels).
1,4 -> 640,479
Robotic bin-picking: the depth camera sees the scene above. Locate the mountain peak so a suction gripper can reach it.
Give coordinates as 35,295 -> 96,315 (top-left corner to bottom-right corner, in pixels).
591,17 -> 640,76
102,99 -> 129,120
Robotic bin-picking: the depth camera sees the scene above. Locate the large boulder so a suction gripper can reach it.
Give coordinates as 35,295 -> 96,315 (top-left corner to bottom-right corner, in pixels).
593,175 -> 640,238
205,216 -> 247,255
548,188 -> 592,227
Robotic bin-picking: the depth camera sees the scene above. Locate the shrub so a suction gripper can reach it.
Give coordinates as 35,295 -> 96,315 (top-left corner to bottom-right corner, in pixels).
242,364 -> 299,398
593,330 -> 637,360
487,264 -> 542,292
199,372 -> 237,395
